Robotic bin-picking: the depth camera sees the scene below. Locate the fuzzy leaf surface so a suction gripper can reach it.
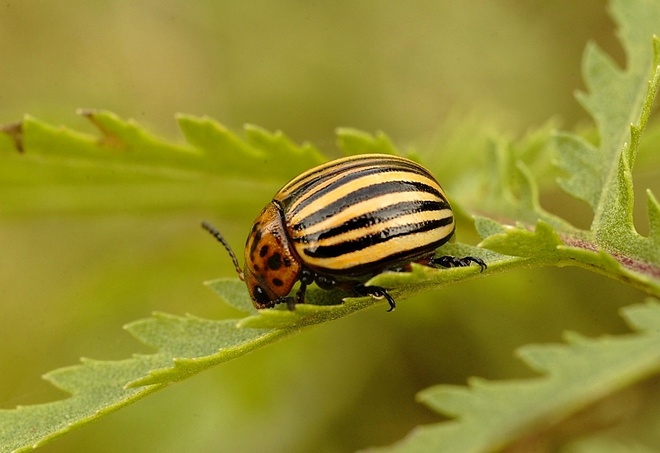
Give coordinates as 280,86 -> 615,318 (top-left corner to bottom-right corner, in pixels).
0,112 -> 498,451
371,300 -> 660,453
473,0 -> 660,294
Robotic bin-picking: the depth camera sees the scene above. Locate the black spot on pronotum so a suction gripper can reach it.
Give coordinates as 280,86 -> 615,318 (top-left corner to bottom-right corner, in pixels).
283,257 -> 292,267
259,245 -> 269,258
272,278 -> 284,287
267,252 -> 282,270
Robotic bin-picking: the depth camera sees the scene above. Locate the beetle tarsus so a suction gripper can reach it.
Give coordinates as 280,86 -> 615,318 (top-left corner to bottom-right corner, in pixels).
293,281 -> 308,309
355,285 -> 396,312
286,296 -> 297,311
430,255 -> 487,272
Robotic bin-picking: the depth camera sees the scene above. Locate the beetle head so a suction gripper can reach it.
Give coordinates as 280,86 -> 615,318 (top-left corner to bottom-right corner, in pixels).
243,202 -> 302,309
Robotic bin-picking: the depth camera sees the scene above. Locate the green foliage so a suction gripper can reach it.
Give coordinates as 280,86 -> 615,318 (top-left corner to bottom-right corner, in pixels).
373,299 -> 660,453
0,109 -> 498,451
474,0 -> 660,295
1,0 -> 659,451
0,112 -> 326,215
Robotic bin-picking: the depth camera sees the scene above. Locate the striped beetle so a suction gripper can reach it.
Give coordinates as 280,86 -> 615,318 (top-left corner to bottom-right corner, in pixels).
203,153 -> 486,311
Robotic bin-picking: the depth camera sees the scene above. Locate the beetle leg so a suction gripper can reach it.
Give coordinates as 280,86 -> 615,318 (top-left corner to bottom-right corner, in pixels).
291,282 -> 307,310
315,274 -> 336,290
430,255 -> 487,272
290,268 -> 315,310
354,284 -> 396,312
300,268 -> 315,285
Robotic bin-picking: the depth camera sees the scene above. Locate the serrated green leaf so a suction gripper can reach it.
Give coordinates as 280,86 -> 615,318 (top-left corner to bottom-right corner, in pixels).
466,133 -> 576,235
0,313 -> 283,451
175,114 -> 265,174
371,300 -> 660,453
0,111 -> 326,216
559,1 -> 660,248
479,220 -> 564,262
473,0 -> 660,292
204,278 -> 258,314
648,189 -> 660,242
21,111 -> 202,178
124,314 -> 281,387
0,239 -> 494,452
0,353 -> 167,452
553,131 -> 602,208
335,128 -> 402,156
473,216 -> 507,237
4,2 -> 660,451
243,124 -> 326,176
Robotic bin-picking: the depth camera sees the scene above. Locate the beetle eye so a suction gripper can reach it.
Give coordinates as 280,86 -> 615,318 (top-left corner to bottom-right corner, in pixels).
253,285 -> 271,305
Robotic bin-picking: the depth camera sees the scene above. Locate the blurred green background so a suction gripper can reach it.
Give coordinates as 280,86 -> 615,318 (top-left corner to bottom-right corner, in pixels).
0,1 -> 654,452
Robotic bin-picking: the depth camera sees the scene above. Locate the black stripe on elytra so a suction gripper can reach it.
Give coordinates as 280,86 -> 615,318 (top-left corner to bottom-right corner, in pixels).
287,163 -> 429,216
295,199 -> 449,242
303,217 -> 454,259
291,179 -> 444,228
280,157 -> 435,210
287,155 -> 426,190
318,229 -> 455,276
279,157 -> 387,205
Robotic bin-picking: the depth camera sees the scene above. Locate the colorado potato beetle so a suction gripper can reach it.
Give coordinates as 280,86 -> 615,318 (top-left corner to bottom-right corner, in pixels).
203,153 -> 486,311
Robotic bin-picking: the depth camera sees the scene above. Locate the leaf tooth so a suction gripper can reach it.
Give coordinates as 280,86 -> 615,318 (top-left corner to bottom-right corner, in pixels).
553,132 -> 601,210
335,128 -> 400,156
646,190 -> 660,243
621,298 -> 660,332
516,343 -> 566,375
578,42 -> 625,123
417,384 -> 472,417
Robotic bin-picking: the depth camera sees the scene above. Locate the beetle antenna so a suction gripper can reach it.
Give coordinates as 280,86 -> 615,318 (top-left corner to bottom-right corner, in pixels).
201,221 -> 245,281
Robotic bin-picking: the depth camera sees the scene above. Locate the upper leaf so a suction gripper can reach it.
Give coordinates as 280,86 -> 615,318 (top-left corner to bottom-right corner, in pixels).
0,111 -> 326,215
474,0 -> 660,292
555,0 -> 659,211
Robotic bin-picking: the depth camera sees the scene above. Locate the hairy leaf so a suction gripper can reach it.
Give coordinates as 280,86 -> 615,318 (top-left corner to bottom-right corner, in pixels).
370,300 -> 660,452
475,0 -> 660,293
0,110 -> 498,450
0,111 -> 326,215
2,0 -> 660,451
